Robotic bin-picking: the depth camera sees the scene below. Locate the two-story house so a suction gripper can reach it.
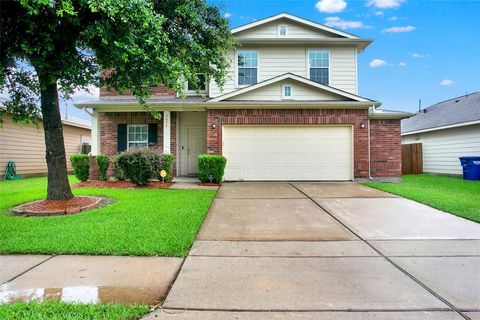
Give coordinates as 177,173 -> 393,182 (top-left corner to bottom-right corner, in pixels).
75,13 -> 411,181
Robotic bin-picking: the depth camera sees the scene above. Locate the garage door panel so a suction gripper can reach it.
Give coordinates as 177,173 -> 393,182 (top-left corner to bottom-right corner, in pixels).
223,126 -> 352,181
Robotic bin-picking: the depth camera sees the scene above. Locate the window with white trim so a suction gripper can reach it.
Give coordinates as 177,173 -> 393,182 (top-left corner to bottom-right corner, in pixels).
278,25 -> 287,36
237,50 -> 258,85
127,124 -> 148,149
308,50 -> 329,85
282,84 -> 292,99
187,73 -> 207,93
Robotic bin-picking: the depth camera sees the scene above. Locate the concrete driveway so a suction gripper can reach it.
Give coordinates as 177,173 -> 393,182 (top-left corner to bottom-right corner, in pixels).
149,182 -> 480,320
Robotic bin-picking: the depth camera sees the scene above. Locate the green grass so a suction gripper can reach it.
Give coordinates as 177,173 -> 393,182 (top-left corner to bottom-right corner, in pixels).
0,301 -> 149,320
364,174 -> 480,222
0,176 -> 216,256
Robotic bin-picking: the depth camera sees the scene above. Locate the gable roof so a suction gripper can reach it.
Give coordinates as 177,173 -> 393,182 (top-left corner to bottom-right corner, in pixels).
401,92 -> 480,134
208,73 -> 380,105
231,13 -> 361,39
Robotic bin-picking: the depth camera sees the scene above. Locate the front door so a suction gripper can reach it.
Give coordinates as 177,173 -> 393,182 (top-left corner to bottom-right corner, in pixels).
187,127 -> 207,175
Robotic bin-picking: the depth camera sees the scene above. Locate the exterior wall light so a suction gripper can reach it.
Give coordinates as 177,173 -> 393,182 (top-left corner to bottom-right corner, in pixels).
360,121 -> 366,129
211,122 -> 217,129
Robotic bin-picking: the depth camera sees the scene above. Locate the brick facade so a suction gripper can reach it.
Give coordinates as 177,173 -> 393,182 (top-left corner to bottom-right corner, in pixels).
207,109 -> 371,178
97,109 -> 401,180
370,119 -> 402,177
98,111 -> 177,176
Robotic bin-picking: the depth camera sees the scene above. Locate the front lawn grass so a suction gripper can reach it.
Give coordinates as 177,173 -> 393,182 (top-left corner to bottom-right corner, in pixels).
364,174 -> 480,222
0,176 -> 216,256
0,301 -> 149,320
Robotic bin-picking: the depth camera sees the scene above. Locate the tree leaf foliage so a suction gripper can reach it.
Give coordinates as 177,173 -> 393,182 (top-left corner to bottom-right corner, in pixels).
1,0 -> 236,119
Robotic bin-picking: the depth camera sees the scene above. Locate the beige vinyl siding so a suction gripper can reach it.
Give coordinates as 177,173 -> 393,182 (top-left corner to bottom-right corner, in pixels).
234,19 -> 341,39
209,45 -> 358,97
230,80 -> 344,101
402,124 -> 480,175
0,117 -> 91,177
329,47 -> 357,94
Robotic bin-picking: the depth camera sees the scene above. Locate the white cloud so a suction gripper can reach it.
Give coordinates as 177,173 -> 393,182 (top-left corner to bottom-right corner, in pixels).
382,25 -> 415,33
369,59 -> 388,68
398,62 -> 407,66
224,12 -> 232,18
315,0 -> 347,13
367,0 -> 404,9
388,16 -> 398,21
411,52 -> 427,58
374,11 -> 384,15
440,79 -> 454,86
324,17 -> 367,29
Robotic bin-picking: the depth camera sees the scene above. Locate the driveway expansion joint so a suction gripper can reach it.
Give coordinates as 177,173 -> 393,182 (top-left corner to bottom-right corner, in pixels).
288,183 -> 472,320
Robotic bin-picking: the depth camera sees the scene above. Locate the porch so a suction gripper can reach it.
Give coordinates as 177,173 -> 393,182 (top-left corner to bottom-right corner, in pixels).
91,110 -> 207,178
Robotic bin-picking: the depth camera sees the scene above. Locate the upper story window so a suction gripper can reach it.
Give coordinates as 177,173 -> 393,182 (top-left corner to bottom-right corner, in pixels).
308,50 -> 329,85
238,50 -> 258,85
187,74 -> 207,93
282,84 -> 292,99
278,25 -> 287,36
127,124 -> 148,149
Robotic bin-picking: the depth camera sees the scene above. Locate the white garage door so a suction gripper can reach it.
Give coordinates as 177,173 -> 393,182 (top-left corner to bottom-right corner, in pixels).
223,126 -> 353,181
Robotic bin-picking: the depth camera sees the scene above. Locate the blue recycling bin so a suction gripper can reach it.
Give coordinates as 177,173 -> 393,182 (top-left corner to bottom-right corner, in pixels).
459,156 -> 480,180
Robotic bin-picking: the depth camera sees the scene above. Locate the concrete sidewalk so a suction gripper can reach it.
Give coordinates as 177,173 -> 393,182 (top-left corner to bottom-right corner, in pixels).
0,255 -> 183,306
148,182 -> 480,320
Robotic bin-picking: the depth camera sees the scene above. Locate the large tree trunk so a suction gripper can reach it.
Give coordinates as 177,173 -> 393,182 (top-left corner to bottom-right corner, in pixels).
38,73 -> 74,200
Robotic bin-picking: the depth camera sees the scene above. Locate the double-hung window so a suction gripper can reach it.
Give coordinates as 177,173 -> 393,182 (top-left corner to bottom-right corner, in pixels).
308,50 -> 329,85
238,50 -> 258,85
187,73 -> 207,92
127,124 -> 148,149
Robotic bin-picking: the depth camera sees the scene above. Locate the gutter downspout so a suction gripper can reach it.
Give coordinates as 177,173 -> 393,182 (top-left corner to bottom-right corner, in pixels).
368,106 -> 373,180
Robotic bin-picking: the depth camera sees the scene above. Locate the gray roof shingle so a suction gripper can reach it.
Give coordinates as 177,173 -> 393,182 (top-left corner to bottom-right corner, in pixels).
401,92 -> 480,134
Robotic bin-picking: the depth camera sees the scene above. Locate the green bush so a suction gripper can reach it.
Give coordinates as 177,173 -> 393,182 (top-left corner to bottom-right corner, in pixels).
96,154 -> 110,181
157,153 -> 174,181
112,155 -> 125,180
115,150 -> 175,184
70,154 -> 90,182
198,154 -> 227,183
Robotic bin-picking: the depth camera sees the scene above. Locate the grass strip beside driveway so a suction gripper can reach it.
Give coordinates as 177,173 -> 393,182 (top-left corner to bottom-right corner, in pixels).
0,177 -> 216,256
0,301 -> 149,320
364,174 -> 480,222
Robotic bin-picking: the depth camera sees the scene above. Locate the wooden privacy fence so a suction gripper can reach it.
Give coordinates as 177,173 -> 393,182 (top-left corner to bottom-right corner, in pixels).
402,143 -> 423,174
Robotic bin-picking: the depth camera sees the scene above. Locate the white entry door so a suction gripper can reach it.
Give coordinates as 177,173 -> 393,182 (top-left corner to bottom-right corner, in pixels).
187,127 -> 207,175
222,126 -> 353,181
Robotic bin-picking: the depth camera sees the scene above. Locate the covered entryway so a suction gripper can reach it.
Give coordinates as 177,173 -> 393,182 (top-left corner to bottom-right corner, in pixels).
222,125 -> 353,181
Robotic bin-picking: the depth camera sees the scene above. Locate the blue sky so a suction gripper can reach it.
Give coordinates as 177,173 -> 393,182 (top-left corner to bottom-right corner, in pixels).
64,0 -> 480,121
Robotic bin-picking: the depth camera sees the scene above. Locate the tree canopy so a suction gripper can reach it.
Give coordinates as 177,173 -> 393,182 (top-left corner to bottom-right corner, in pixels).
1,0 -> 236,199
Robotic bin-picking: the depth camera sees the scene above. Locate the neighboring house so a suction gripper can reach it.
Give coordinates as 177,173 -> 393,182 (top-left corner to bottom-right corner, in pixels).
402,92 -> 480,175
0,115 -> 91,178
75,13 -> 411,181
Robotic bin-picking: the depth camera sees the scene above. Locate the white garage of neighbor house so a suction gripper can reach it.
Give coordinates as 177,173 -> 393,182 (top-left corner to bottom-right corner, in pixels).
401,92 -> 480,175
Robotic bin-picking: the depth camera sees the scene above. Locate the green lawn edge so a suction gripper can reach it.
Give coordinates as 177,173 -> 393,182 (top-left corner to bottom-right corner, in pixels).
0,176 -> 216,256
0,301 -> 150,320
364,174 -> 480,223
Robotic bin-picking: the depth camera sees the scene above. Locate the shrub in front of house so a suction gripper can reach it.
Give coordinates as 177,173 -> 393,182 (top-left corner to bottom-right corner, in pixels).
157,153 -> 174,181
115,149 -> 157,185
198,154 -> 227,184
70,154 -> 90,182
96,154 -> 110,181
112,155 -> 125,180
115,149 -> 174,185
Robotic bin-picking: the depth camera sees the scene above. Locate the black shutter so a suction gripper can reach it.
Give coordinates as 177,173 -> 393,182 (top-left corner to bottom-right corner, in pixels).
148,123 -> 158,144
117,124 -> 127,152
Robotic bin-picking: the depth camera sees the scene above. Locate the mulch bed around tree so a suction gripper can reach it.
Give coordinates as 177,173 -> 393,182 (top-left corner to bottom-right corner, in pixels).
12,196 -> 105,217
74,180 -> 174,189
